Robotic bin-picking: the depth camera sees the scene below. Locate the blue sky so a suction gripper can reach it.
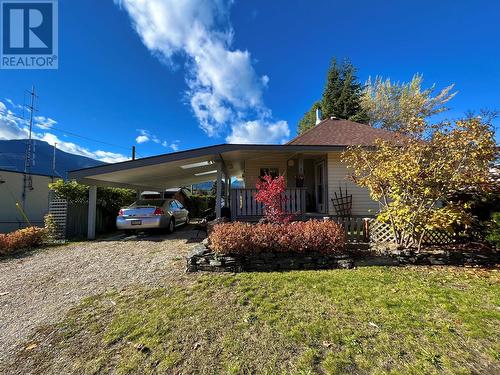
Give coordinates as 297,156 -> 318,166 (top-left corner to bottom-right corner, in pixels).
0,0 -> 499,162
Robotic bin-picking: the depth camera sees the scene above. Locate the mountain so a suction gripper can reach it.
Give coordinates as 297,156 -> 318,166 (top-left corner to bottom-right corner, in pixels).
0,139 -> 105,178
192,179 -> 244,193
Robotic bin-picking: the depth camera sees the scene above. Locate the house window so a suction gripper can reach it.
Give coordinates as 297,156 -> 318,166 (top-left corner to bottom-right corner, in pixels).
260,168 -> 279,179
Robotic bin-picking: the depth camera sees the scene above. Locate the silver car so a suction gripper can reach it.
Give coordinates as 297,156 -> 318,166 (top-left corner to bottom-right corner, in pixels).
116,198 -> 189,234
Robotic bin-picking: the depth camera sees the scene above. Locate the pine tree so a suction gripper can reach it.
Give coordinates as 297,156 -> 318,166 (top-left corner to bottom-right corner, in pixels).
321,58 -> 343,119
297,101 -> 320,135
321,59 -> 368,122
297,58 -> 368,134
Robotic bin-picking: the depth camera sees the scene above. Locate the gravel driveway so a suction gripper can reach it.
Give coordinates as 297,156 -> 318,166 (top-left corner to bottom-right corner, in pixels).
0,226 -> 202,365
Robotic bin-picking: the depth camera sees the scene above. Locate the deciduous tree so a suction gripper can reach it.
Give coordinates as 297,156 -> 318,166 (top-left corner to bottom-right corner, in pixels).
361,74 -> 456,133
343,117 -> 496,250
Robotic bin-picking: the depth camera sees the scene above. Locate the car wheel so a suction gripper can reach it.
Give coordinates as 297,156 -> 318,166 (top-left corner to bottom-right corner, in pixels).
167,218 -> 175,233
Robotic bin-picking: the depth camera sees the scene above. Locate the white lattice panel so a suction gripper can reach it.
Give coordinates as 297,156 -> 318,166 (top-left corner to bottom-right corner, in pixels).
369,219 -> 457,245
49,197 -> 67,239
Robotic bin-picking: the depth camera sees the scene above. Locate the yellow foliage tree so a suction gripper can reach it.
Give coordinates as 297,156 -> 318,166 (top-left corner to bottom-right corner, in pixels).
361,74 -> 456,134
343,117 -> 496,250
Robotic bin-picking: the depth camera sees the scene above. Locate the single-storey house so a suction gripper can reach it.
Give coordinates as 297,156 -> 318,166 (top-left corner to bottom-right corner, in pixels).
0,169 -> 53,233
69,117 -> 397,239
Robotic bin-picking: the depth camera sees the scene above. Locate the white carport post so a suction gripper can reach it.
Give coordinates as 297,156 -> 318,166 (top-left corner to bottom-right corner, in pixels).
87,185 -> 97,240
216,163 -> 222,219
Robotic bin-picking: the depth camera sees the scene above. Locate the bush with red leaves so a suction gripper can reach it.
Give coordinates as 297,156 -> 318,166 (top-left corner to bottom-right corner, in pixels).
254,174 -> 294,224
0,227 -> 46,256
209,220 -> 346,255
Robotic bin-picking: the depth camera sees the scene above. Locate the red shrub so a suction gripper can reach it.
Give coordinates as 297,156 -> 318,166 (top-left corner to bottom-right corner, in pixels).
254,174 -> 294,224
209,220 -> 346,255
0,227 -> 46,256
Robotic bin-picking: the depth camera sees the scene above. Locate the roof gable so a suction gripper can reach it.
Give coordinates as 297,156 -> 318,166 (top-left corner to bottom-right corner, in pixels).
287,118 -> 399,146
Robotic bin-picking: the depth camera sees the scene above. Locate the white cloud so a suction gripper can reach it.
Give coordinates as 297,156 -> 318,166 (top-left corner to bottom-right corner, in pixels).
0,100 -> 129,163
170,141 -> 179,151
4,98 -> 22,109
116,0 -> 290,143
136,135 -> 149,144
93,150 -> 130,163
34,115 -> 57,130
226,120 -> 290,144
135,128 -> 180,151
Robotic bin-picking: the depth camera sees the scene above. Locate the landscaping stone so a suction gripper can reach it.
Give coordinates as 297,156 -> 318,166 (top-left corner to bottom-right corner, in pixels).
186,243 -> 500,273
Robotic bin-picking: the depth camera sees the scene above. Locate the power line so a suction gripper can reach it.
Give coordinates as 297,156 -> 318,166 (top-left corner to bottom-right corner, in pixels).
46,125 -> 133,151
0,109 -> 143,158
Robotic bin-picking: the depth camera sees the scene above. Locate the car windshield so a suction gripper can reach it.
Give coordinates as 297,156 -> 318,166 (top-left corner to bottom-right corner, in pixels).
133,199 -> 166,207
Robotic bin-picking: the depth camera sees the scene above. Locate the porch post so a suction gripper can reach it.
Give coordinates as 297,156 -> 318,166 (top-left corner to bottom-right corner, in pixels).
225,176 -> 229,207
216,164 -> 222,218
228,177 -> 231,210
87,185 -> 97,240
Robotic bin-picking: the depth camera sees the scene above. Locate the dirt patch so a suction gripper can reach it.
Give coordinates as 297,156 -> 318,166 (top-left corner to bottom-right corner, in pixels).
0,226 -> 203,366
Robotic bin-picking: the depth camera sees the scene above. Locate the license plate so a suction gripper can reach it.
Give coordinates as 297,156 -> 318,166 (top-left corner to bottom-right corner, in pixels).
131,220 -> 142,226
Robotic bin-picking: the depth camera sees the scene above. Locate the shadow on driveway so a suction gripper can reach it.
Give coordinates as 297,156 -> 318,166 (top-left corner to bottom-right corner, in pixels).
100,224 -> 206,243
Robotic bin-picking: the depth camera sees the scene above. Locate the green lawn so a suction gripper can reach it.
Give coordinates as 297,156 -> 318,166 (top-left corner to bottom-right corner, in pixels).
12,267 -> 500,374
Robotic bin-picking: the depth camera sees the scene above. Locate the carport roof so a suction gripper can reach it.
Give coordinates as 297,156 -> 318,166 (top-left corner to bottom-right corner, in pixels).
68,143 -> 346,190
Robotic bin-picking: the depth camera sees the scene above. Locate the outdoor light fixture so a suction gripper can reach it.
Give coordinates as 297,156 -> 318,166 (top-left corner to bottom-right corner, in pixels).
194,170 -> 218,176
180,160 -> 214,169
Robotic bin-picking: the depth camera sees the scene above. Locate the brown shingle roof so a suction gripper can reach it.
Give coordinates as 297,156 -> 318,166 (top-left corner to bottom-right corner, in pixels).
287,118 -> 399,146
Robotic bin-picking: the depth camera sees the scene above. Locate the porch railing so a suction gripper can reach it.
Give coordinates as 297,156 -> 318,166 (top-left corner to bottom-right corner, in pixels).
230,188 -> 306,220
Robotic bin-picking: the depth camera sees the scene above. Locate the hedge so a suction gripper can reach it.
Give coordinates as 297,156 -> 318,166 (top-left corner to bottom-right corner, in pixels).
209,220 -> 346,255
0,227 -> 46,256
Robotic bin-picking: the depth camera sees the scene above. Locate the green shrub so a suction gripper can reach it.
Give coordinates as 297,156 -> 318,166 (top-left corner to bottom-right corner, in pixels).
43,214 -> 61,242
209,220 -> 346,255
0,227 -> 46,256
49,179 -> 136,214
49,179 -> 136,234
486,212 -> 500,248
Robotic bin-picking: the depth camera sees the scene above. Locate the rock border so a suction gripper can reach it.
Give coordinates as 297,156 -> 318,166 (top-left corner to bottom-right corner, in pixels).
186,243 -> 499,272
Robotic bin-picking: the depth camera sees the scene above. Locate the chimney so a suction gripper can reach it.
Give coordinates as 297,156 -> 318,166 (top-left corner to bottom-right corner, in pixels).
315,106 -> 322,125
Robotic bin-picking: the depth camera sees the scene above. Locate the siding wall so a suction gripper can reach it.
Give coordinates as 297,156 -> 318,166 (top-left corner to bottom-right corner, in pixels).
241,152 -> 379,216
327,152 -> 379,216
243,154 -> 289,188
0,170 -> 52,233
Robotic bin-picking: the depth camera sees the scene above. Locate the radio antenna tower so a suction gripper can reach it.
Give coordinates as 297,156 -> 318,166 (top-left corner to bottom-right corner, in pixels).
22,85 -> 37,208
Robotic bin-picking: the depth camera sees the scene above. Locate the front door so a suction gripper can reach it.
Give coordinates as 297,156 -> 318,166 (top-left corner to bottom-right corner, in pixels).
315,161 -> 326,213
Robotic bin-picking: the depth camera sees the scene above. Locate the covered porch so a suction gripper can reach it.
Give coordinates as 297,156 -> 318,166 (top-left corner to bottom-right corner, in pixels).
68,144 -> 343,239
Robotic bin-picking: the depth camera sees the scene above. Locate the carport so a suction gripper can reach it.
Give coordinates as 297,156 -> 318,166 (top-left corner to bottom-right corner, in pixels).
69,143 -> 342,239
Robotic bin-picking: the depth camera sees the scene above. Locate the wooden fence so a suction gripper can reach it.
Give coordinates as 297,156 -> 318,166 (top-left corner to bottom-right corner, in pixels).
323,218 -> 462,245
331,216 -> 370,243
66,203 -> 115,238
49,196 -> 116,239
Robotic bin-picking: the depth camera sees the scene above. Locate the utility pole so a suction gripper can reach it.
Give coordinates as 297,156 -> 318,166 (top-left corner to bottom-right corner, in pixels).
132,146 -> 136,160
22,85 -> 37,210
